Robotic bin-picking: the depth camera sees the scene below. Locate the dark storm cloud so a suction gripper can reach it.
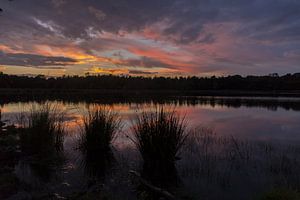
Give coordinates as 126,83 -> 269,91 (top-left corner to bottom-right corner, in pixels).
2,0 -> 299,43
0,51 -> 77,67
123,57 -> 176,69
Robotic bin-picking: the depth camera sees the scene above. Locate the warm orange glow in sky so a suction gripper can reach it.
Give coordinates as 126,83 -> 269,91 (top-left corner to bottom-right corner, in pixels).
0,0 -> 299,77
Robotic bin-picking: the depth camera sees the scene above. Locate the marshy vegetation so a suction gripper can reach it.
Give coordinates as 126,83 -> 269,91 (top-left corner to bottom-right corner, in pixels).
0,109 -> 19,199
17,104 -> 65,182
0,103 -> 300,200
79,107 -> 121,153
178,128 -> 300,199
132,108 -> 187,188
78,107 -> 121,180
19,104 -> 65,157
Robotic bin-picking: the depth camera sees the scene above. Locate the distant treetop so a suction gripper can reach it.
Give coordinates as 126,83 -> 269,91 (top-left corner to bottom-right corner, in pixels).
0,72 -> 300,91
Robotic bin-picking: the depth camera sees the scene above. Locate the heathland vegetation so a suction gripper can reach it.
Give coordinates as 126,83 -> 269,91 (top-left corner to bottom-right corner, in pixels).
1,72 -> 300,91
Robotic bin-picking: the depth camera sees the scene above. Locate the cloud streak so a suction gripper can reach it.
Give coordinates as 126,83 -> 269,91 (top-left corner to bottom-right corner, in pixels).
0,0 -> 299,76
0,51 -> 77,67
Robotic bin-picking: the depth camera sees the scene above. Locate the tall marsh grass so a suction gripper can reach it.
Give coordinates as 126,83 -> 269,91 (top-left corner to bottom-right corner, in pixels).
132,108 -> 187,186
16,104 -> 66,182
19,104 -> 65,159
79,107 -> 121,153
78,107 -> 121,179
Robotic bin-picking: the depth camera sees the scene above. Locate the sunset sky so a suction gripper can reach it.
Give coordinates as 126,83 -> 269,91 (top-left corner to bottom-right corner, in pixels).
0,0 -> 300,76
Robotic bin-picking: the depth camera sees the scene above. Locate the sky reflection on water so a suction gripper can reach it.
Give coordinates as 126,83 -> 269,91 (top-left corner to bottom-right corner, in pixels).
1,97 -> 300,145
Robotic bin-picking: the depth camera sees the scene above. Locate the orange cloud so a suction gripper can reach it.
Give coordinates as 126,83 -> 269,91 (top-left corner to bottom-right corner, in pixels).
33,44 -> 127,66
0,44 -> 25,54
87,66 -> 128,75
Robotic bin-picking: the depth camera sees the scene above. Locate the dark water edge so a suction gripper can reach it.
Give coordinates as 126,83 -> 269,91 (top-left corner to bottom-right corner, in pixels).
1,89 -> 300,111
1,89 -> 300,98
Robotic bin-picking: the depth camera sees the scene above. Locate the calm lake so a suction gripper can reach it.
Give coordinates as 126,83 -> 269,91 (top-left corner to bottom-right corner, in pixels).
1,96 -> 300,200
2,96 -> 300,142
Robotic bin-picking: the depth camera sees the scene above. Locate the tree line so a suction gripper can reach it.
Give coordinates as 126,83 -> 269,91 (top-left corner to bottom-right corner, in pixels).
1,72 -> 300,91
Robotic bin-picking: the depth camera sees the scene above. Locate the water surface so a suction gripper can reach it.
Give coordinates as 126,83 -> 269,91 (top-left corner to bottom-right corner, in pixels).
2,96 -> 300,142
1,96 -> 300,200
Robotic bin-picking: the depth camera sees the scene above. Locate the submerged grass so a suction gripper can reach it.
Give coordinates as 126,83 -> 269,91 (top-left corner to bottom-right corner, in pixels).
178,127 -> 300,199
132,108 -> 187,186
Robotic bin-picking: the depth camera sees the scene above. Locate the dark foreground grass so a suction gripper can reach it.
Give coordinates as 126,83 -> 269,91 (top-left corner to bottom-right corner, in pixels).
132,108 -> 187,187
79,107 -> 121,153
78,107 -> 121,179
19,104 -> 65,157
0,109 -> 19,199
18,104 -> 65,181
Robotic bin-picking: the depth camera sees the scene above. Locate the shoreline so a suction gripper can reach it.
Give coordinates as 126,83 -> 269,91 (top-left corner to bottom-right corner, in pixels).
1,89 -> 300,97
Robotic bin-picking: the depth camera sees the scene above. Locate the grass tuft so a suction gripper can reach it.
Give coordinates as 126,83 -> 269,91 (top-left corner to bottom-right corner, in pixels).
78,107 -> 121,179
79,107 -> 121,153
19,104 -> 65,161
132,107 -> 187,186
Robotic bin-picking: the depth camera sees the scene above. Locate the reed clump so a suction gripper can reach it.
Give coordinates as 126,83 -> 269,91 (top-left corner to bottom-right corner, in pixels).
79,107 -> 121,153
19,104 -> 65,159
132,108 -> 187,185
78,107 -> 121,179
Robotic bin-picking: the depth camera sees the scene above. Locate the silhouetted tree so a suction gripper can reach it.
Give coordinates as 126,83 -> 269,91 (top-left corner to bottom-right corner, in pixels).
1,73 -> 300,91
